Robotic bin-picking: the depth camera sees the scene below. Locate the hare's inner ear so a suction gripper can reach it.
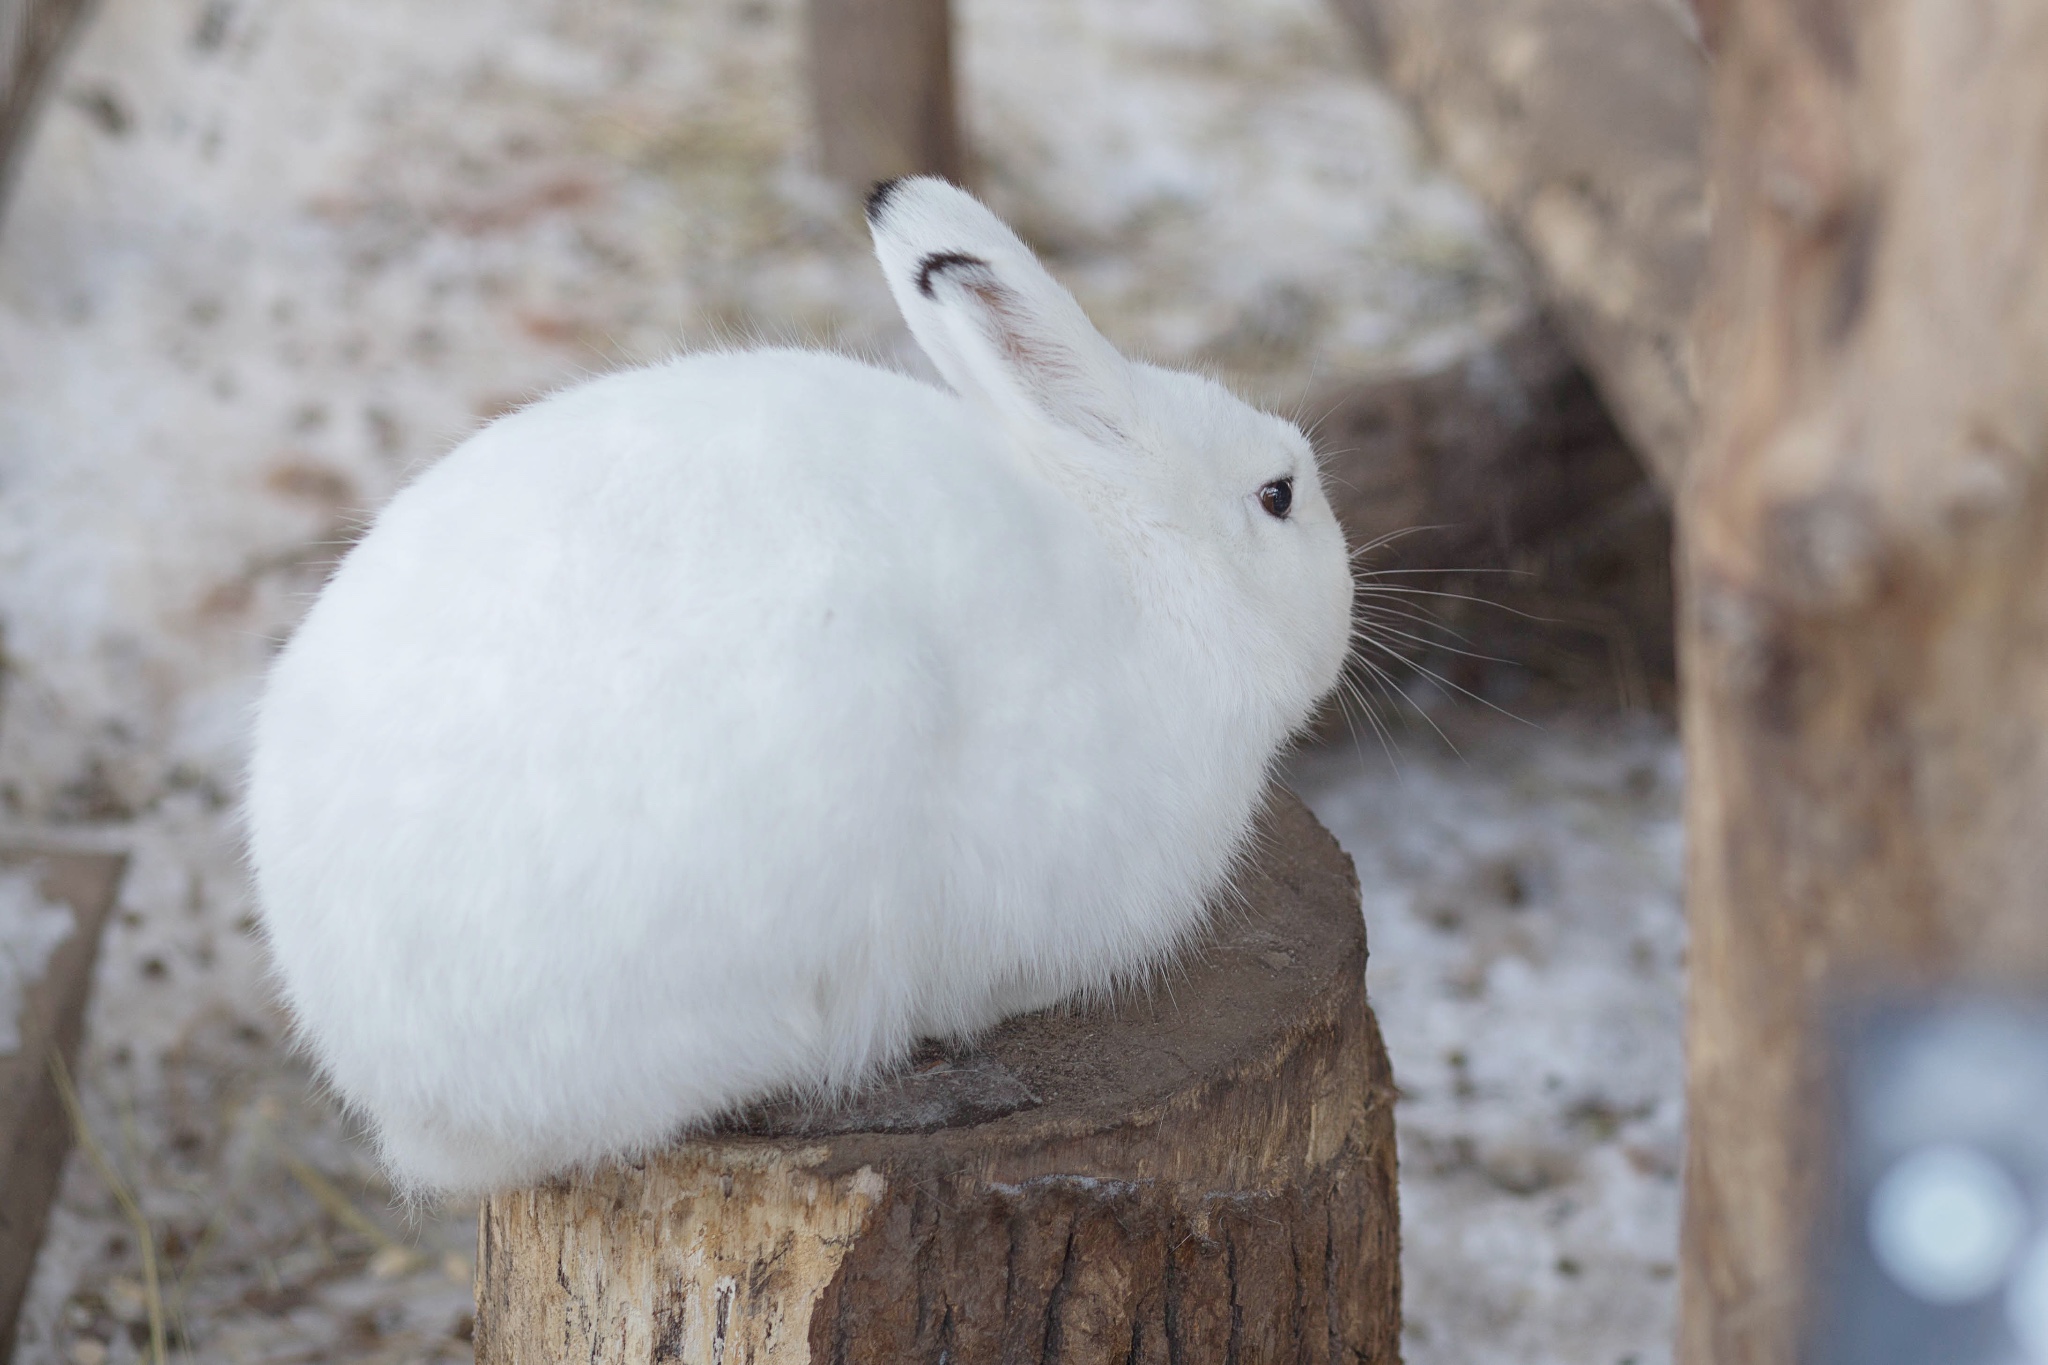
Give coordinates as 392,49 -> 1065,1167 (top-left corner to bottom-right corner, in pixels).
912,252 -> 1132,445
868,178 -> 1135,447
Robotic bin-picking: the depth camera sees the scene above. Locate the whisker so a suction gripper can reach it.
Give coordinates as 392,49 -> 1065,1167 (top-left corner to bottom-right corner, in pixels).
1347,523 -> 1455,560
1353,599 -> 1462,631
1334,675 -> 1402,778
1356,621 -> 1524,669
1352,586 -> 1567,624
1354,606 -> 1475,649
1353,635 -> 1539,729
1352,566 -> 1535,578
1352,649 -> 1462,760
1290,355 -> 1327,428
1341,672 -> 1401,752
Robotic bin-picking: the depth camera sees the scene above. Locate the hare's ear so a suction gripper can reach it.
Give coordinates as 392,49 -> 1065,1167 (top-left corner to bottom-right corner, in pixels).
867,177 -> 1135,447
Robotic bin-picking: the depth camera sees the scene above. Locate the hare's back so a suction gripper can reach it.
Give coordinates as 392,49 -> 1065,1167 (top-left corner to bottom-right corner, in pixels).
253,346 -> 1112,984
326,348 -> 1077,685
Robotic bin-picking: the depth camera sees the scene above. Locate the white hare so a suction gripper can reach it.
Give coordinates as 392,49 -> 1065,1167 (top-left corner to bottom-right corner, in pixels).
245,177 -> 1354,1197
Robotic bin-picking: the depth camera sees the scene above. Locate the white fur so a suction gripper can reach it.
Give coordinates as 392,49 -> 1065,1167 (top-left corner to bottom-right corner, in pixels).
244,178 -> 1354,1197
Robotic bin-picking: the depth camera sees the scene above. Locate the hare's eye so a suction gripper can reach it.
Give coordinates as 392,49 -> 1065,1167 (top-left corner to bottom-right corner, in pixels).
1258,477 -> 1294,520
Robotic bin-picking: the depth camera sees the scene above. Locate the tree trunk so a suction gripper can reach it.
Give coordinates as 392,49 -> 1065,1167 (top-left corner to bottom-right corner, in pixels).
1326,0 -> 1709,492
1676,2 -> 2048,1363
473,791 -> 1401,1364
807,0 -> 962,190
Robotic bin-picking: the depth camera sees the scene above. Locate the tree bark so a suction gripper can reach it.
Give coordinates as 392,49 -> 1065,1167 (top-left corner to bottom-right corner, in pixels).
0,848 -> 125,1361
1677,3 -> 2048,1364
474,791 -> 1401,1364
1326,0 -> 1709,492
807,0 -> 962,190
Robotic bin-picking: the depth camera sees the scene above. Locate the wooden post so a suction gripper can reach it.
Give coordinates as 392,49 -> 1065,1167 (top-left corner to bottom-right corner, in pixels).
1677,2 -> 2048,1363
0,0 -> 95,219
0,849 -> 125,1360
473,792 -> 1400,1363
807,0 -> 963,189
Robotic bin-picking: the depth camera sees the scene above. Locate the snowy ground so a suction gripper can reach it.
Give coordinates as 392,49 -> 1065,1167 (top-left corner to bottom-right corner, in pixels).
0,0 -> 1680,1360
1291,712 -> 1685,1365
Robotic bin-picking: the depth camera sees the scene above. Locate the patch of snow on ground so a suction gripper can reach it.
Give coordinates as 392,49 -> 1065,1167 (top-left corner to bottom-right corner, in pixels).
0,868 -> 77,1052
1290,711 -> 1686,1365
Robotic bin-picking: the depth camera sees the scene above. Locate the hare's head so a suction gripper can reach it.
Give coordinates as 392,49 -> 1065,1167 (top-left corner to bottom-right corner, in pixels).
867,176 -> 1353,736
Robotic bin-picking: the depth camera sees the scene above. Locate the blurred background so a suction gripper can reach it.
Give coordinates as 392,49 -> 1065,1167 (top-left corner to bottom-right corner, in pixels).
0,0 -> 1696,1360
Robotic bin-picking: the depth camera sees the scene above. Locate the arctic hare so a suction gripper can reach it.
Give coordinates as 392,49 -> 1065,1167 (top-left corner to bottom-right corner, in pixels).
246,177 -> 1354,1196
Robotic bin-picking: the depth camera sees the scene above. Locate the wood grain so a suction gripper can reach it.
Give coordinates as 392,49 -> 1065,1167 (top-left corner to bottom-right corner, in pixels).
475,790 -> 1400,1364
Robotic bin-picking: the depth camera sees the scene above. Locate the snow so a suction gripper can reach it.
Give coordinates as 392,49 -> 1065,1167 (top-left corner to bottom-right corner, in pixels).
0,0 -> 1679,1359
0,868 -> 76,1053
1289,711 -> 1686,1365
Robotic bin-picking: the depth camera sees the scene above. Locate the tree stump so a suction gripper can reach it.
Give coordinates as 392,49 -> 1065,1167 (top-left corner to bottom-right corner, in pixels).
1677,0 -> 2048,1362
473,790 -> 1400,1364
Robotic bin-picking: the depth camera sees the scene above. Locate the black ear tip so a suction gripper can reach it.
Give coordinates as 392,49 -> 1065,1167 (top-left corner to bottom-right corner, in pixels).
864,178 -> 906,225
914,251 -> 991,299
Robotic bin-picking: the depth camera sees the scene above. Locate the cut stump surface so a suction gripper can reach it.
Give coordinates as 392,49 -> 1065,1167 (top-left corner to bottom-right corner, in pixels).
475,790 -> 1400,1364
